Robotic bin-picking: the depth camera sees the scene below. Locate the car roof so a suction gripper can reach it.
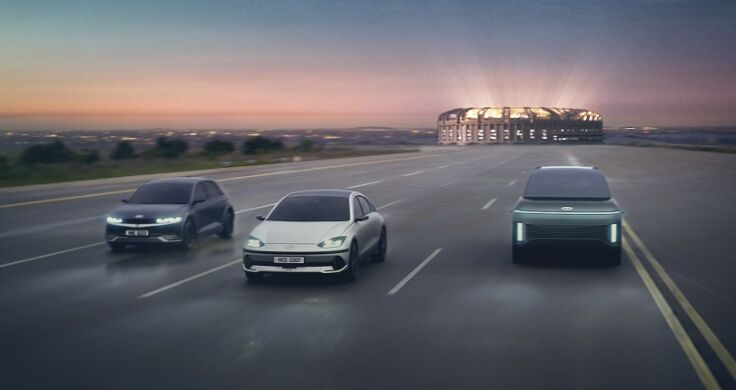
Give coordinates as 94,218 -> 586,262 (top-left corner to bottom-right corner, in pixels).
146,177 -> 210,184
286,189 -> 354,198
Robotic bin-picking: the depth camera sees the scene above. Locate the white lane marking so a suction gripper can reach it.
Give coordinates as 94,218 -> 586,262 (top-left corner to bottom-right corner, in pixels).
436,165 -> 449,169
377,199 -> 405,210
138,258 -> 241,299
0,242 -> 106,269
507,179 -> 517,186
402,170 -> 424,177
235,203 -> 276,214
0,215 -> 104,239
482,198 -> 497,210
346,180 -> 383,189
388,248 -> 443,295
566,153 -> 581,166
439,181 -> 453,187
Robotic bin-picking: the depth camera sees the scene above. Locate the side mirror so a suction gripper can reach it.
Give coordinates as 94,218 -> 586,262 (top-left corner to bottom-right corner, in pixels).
354,215 -> 369,222
192,196 -> 206,205
256,216 -> 265,221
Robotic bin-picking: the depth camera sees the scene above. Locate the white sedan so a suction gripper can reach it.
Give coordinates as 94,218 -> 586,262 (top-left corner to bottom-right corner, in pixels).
242,190 -> 387,282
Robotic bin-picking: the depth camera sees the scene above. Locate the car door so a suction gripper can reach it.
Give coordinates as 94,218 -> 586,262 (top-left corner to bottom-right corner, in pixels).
203,181 -> 227,224
191,182 -> 215,234
352,197 -> 371,257
358,196 -> 381,251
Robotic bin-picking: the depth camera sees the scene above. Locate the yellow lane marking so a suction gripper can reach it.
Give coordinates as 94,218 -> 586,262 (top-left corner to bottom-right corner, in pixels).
625,221 -> 736,382
622,238 -> 720,390
0,153 -> 440,209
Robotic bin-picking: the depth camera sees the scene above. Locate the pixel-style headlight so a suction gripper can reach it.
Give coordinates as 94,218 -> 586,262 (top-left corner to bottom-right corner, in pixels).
155,217 -> 182,224
246,236 -> 265,248
318,236 -> 346,249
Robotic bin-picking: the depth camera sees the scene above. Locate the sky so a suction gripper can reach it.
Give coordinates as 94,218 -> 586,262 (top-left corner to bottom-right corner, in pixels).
1,0 -> 735,130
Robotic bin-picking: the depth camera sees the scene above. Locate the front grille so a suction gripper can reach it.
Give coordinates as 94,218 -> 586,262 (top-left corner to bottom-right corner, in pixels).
124,218 -> 156,224
526,224 -> 608,241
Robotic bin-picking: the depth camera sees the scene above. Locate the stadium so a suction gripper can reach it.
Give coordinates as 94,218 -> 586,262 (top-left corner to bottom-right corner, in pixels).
437,107 -> 603,145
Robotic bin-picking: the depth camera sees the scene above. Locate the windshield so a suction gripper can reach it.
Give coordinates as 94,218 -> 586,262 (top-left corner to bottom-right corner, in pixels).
523,169 -> 611,200
268,196 -> 350,221
128,182 -> 193,204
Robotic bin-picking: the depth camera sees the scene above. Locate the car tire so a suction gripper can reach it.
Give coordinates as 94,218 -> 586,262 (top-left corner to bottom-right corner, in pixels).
218,210 -> 234,239
373,227 -> 387,263
512,246 -> 527,264
179,219 -> 196,250
108,242 -> 126,252
245,271 -> 263,283
342,241 -> 360,282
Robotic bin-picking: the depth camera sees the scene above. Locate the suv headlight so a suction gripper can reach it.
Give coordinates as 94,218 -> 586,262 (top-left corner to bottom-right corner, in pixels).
246,236 -> 265,248
318,236 -> 346,249
155,217 -> 182,224
106,216 -> 123,224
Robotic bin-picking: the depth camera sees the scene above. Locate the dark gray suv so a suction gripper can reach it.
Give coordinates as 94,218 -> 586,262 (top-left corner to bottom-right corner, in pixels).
105,177 -> 234,251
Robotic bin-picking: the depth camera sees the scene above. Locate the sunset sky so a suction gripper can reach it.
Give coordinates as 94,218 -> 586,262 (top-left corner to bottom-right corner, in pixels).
1,0 -> 735,130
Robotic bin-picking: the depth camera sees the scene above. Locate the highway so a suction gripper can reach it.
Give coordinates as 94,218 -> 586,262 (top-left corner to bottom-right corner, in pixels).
1,145 -> 735,389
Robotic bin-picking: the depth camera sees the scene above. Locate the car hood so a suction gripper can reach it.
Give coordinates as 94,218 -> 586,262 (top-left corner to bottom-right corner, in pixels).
111,204 -> 189,219
250,221 -> 352,244
513,198 -> 621,213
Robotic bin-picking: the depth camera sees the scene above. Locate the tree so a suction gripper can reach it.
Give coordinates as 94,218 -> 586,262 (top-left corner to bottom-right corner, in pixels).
151,137 -> 189,158
241,136 -> 285,155
19,140 -> 76,164
79,149 -> 100,164
203,139 -> 235,155
110,141 -> 136,160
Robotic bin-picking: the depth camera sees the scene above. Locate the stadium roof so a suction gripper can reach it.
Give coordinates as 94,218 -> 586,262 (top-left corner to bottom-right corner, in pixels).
438,107 -> 602,122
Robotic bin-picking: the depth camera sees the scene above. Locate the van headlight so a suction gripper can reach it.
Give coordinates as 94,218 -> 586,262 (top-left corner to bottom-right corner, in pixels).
318,236 -> 346,249
609,223 -> 618,243
246,236 -> 265,248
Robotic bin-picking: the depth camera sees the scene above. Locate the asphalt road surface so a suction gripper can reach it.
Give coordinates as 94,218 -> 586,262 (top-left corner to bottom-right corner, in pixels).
1,145 -> 735,389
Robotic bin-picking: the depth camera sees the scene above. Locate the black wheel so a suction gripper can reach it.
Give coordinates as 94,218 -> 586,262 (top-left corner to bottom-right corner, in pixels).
244,271 -> 263,283
218,210 -> 234,239
512,246 -> 527,264
108,242 -> 126,252
179,219 -> 196,250
342,241 -> 360,282
373,227 -> 387,262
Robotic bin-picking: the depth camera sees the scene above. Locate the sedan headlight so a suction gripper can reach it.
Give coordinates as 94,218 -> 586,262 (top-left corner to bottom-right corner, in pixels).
318,236 -> 346,249
246,236 -> 265,248
106,216 -> 123,224
155,216 -> 182,224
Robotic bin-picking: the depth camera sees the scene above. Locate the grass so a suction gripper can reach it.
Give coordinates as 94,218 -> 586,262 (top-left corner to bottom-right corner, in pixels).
605,140 -> 736,154
0,147 -> 418,188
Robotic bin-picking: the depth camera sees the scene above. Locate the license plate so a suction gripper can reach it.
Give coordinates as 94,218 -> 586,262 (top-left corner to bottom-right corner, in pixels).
274,256 -> 304,264
125,229 -> 149,237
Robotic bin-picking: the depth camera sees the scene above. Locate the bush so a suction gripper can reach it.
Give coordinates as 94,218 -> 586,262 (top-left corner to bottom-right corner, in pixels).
242,136 -> 284,155
19,140 -> 77,164
110,141 -> 136,160
295,139 -> 314,152
79,149 -> 100,164
150,137 -> 189,158
203,139 -> 235,155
